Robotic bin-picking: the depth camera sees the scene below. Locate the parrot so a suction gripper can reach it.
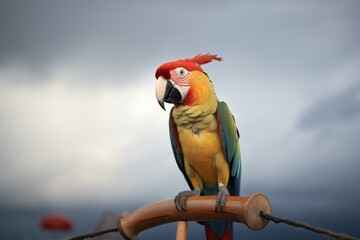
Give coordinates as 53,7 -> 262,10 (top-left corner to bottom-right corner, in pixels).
155,53 -> 241,240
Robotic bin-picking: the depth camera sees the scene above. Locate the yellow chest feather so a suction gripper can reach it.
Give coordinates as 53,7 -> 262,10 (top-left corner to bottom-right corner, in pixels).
177,126 -> 223,158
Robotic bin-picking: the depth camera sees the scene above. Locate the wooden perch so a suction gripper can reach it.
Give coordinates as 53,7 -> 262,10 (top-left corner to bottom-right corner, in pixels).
118,193 -> 271,240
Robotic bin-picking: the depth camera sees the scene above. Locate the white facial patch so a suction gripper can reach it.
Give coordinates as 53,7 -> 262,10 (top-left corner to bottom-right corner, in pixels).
170,68 -> 190,87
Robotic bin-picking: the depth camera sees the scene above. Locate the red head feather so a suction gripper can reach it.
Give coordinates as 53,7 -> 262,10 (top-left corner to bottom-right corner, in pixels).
155,53 -> 222,79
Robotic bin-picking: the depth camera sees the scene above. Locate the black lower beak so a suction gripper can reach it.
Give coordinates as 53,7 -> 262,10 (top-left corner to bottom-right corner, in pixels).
158,99 -> 166,110
163,81 -> 182,104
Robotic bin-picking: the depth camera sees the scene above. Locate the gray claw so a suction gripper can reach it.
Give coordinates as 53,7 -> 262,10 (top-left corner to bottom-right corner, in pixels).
174,188 -> 201,212
215,185 -> 229,212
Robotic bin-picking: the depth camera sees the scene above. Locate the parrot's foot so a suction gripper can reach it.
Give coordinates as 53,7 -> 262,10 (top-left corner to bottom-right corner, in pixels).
174,188 -> 201,212
215,185 -> 230,212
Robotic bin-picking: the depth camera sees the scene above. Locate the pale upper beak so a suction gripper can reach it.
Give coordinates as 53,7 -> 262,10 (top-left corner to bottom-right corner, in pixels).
155,76 -> 168,110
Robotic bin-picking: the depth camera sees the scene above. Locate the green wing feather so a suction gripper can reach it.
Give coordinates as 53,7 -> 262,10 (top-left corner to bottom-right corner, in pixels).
216,101 -> 241,196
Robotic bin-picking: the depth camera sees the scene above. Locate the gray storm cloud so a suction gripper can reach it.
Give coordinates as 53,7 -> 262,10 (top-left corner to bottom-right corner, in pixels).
299,82 -> 360,128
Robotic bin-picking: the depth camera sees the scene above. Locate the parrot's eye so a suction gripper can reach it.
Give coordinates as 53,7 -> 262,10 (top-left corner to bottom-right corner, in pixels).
170,67 -> 190,86
175,68 -> 188,78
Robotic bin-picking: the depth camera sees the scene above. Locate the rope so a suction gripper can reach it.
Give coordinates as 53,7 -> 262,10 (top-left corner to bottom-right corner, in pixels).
64,227 -> 118,240
260,211 -> 359,240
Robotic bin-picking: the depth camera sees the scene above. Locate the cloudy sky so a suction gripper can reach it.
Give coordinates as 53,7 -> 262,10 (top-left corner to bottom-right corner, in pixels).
0,0 -> 359,238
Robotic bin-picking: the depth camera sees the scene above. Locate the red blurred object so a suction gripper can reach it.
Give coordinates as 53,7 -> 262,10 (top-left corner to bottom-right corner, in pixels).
41,215 -> 73,231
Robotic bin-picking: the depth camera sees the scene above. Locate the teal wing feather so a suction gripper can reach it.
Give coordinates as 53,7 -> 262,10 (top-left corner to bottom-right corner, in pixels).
169,107 -> 194,190
216,101 -> 241,196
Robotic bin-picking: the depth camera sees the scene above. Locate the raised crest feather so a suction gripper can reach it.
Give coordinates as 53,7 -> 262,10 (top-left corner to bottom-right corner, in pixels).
155,53 -> 222,79
185,53 -> 223,65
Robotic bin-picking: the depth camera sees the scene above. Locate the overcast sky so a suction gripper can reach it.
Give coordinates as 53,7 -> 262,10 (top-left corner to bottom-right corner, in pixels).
0,0 -> 359,238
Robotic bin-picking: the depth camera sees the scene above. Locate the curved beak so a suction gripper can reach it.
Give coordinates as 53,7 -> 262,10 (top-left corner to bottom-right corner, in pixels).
155,76 -> 168,110
155,76 -> 184,111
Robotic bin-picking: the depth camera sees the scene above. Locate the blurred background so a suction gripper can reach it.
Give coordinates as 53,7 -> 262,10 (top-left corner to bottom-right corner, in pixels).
0,0 -> 359,239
